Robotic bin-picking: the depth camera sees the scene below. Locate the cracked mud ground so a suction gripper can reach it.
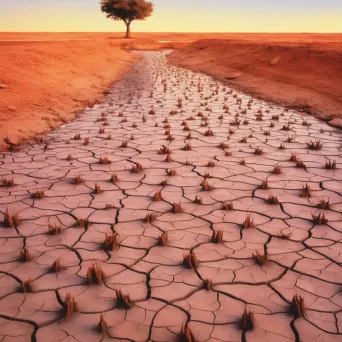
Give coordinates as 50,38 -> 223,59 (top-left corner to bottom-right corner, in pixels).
0,51 -> 341,342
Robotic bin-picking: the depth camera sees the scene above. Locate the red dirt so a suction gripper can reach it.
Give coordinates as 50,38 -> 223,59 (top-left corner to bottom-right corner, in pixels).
0,40 -> 142,148
168,38 -> 342,127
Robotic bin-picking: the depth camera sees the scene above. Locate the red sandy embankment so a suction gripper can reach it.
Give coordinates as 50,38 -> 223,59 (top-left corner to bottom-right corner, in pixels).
0,40 -> 142,148
169,38 -> 342,127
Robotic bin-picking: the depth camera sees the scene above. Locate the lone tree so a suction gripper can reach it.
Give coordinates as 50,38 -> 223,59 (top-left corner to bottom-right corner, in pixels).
100,0 -> 154,39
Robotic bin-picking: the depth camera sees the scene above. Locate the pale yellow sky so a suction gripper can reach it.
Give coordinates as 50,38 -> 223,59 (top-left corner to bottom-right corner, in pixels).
1,1 -> 341,32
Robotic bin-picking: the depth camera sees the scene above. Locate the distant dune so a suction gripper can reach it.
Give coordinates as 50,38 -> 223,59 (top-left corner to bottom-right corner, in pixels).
169,37 -> 342,127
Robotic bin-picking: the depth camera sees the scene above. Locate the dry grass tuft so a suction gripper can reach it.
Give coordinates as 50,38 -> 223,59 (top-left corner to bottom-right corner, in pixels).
20,247 -> 31,262
183,143 -> 192,151
115,289 -> 132,308
267,195 -> 279,205
131,163 -> 143,173
21,279 -> 33,293
282,123 -> 291,131
73,134 -> 81,140
296,159 -> 307,171
212,230 -> 224,243
278,229 -> 292,240
287,136 -> 295,143
194,195 -> 202,204
317,198 -> 330,210
3,208 -> 20,227
94,183 -> 101,195
240,135 -> 248,143
159,145 -> 171,155
204,278 -> 213,291
165,153 -> 172,163
172,202 -> 183,214
183,252 -> 199,270
143,212 -> 158,224
0,177 -> 15,187
153,191 -> 163,201
98,314 -> 108,335
254,147 -> 263,155
120,141 -> 128,148
242,214 -> 255,229
73,174 -> 84,185
300,184 -> 312,198
160,179 -> 168,186
110,173 -> 119,184
62,292 -> 78,322
272,165 -> 281,174
221,202 -> 234,210
77,218 -> 89,229
312,212 -> 328,225
279,143 -> 285,150
289,153 -> 298,162
167,169 -> 176,176
104,232 -> 119,251
240,308 -> 254,331
325,159 -> 336,170
219,142 -> 229,150
306,139 -> 323,150
158,232 -> 168,246
204,129 -> 214,137
201,179 -> 214,191
87,261 -> 106,285
260,180 -> 269,190
178,324 -> 195,342
31,190 -> 44,199
51,258 -> 64,273
99,156 -> 112,165
240,158 -> 246,166
290,295 -> 305,318
207,160 -> 215,167
252,250 -> 267,265
48,224 -> 62,235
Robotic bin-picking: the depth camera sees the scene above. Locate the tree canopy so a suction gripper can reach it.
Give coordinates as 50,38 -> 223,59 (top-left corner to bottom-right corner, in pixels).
100,0 -> 154,38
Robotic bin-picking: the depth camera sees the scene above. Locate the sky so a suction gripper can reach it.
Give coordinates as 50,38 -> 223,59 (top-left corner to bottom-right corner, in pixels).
0,0 -> 341,32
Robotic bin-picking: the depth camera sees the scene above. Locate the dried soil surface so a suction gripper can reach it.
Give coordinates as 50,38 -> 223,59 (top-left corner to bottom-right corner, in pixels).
0,51 -> 341,342
168,39 -> 342,127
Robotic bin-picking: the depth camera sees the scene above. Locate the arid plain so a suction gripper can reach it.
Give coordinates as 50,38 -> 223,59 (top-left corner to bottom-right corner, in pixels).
0,32 -> 341,342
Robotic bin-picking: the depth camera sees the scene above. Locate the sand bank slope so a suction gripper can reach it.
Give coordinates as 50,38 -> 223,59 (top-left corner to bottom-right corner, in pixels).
0,40 -> 137,148
168,39 -> 342,126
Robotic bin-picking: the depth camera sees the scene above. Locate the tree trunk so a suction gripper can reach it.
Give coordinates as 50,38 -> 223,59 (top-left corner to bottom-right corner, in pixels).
125,23 -> 131,39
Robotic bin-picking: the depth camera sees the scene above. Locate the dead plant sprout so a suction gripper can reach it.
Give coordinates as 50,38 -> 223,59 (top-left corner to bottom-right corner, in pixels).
211,230 -> 223,243
0,177 -> 15,187
62,292 -> 78,322
242,214 -> 255,229
104,232 -> 120,251
87,261 -> 106,285
115,289 -> 132,308
183,252 -> 199,270
252,250 -> 267,265
240,308 -> 254,331
3,208 -> 20,227
178,324 -> 195,342
158,232 -> 168,246
290,294 -> 305,318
